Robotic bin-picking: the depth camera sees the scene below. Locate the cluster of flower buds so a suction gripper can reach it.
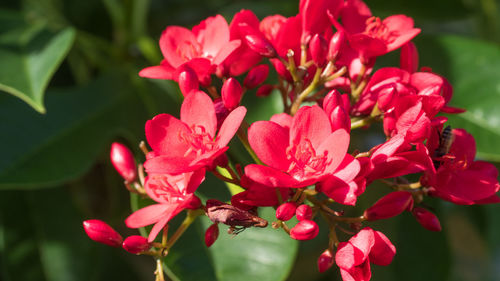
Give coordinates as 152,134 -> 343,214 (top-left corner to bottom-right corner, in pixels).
83,0 -> 500,280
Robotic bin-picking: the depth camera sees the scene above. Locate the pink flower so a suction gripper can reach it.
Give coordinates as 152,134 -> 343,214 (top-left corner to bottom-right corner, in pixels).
245,106 -> 352,188
336,227 -> 396,281
125,169 -> 205,242
333,0 -> 420,60
144,91 -> 246,174
421,128 -> 500,205
139,15 -> 241,84
299,0 -> 343,44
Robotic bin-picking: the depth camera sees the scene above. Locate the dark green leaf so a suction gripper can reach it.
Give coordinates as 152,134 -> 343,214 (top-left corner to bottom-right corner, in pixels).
0,10 -> 75,113
0,73 -> 148,189
417,35 -> 500,161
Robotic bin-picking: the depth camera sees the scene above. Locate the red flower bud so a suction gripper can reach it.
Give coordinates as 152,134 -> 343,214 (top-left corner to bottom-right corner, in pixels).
244,64 -> 269,89
213,98 -> 230,130
296,204 -> 312,221
83,219 -> 123,247
327,30 -> 344,61
309,34 -> 328,67
276,202 -> 297,221
244,34 -> 277,58
412,207 -> 441,232
364,191 -> 413,221
256,84 -> 274,97
184,195 -> 202,210
317,249 -> 334,273
222,77 -> 243,111
122,235 -> 151,254
205,223 -> 219,247
178,68 -> 199,96
290,220 -> 319,240
400,42 -> 419,73
110,143 -> 137,182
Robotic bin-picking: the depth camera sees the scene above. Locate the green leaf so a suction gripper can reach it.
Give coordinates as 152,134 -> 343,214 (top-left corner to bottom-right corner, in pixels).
0,73 -> 148,189
0,10 -> 75,113
165,208 -> 298,281
417,35 -> 500,161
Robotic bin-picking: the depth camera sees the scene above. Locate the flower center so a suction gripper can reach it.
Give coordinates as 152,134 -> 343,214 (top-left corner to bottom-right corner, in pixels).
364,17 -> 398,43
286,139 -> 329,181
179,125 -> 217,157
147,174 -> 186,203
176,40 -> 202,61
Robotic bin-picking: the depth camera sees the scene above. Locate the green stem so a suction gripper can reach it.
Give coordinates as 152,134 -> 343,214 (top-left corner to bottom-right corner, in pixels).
165,209 -> 203,252
290,68 -> 322,115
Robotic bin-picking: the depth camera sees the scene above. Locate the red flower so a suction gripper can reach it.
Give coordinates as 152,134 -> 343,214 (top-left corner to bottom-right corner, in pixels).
144,91 -> 246,174
336,227 -> 396,281
125,169 -> 205,242
299,0 -> 343,44
139,15 -> 241,84
333,0 -> 420,60
245,106 -> 351,188
422,128 -> 500,204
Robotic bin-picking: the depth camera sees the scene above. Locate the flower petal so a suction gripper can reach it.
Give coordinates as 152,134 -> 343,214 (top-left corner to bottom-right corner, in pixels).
318,129 -> 350,173
216,106 -> 247,147
290,105 -> 332,148
125,204 -> 171,228
245,164 -> 299,187
160,26 -> 198,68
248,121 -> 290,170
145,114 -> 190,155
181,91 -> 217,138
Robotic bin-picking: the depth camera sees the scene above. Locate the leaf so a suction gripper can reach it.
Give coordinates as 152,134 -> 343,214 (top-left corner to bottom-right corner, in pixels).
0,10 -> 75,113
0,73 -> 148,189
416,35 -> 500,161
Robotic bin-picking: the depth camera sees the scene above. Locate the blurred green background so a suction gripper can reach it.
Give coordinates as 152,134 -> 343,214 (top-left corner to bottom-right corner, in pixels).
1,0 -> 500,280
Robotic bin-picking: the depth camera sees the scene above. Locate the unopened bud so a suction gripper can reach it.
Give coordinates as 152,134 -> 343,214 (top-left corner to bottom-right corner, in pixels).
244,64 -> 269,89
256,84 -> 274,97
276,202 -> 297,221
83,219 -> 123,247
122,235 -> 151,254
222,77 -> 243,111
290,220 -> 319,240
317,249 -> 334,273
310,34 -> 328,67
244,34 -> 277,58
178,68 -> 199,96
400,42 -> 419,73
110,142 -> 137,182
205,223 -> 219,247
184,195 -> 202,210
364,191 -> 413,221
213,98 -> 230,130
295,204 -> 312,221
412,207 -> 441,232
327,31 -> 344,61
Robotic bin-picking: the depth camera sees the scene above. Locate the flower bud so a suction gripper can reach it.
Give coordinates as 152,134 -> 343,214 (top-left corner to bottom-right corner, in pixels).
317,249 -> 334,273
205,223 -> 219,247
290,220 -> 319,240
256,84 -> 274,97
364,191 -> 413,221
244,64 -> 269,89
276,202 -> 297,221
295,204 -> 312,221
327,30 -> 344,61
244,34 -> 277,58
412,207 -> 441,232
122,235 -> 151,254
83,219 -> 123,247
184,195 -> 202,210
110,142 -> 137,182
222,77 -> 243,111
400,42 -> 419,73
309,34 -> 328,67
213,98 -> 230,130
178,68 -> 199,96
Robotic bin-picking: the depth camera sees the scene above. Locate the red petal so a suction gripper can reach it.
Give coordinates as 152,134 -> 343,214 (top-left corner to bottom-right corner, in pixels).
144,156 -> 196,174
217,106 -> 247,147
194,15 -> 230,58
181,91 -> 217,138
245,164 -> 299,187
160,26 -> 197,68
139,64 -> 175,80
291,105 -> 332,149
145,114 -> 190,155
148,217 -> 169,242
369,230 -> 396,266
318,129 -> 350,173
125,204 -> 171,228
248,121 -> 290,170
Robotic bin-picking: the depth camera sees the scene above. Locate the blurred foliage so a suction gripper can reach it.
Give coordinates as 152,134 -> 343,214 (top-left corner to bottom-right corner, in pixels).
1,0 -> 500,280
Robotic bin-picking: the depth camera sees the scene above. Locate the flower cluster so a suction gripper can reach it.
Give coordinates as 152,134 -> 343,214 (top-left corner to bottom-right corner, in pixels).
84,0 -> 500,280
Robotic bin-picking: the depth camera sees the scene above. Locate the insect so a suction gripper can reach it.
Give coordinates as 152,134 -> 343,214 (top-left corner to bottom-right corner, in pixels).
205,199 -> 268,235
433,125 -> 454,169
